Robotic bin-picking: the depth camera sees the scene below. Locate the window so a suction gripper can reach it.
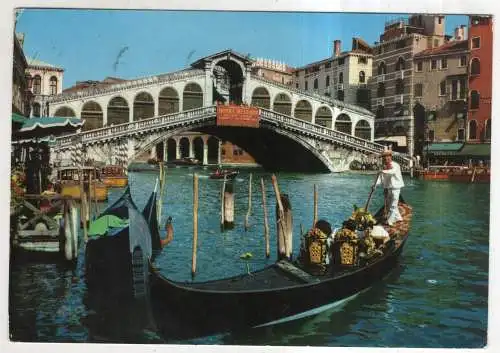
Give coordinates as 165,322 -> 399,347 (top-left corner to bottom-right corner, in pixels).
33,75 -> 41,94
472,37 -> 481,49
49,76 -> 58,95
326,75 -> 330,87
485,119 -> 491,140
359,71 -> 365,83
451,80 -> 458,100
376,105 -> 385,119
469,120 -> 477,139
338,58 -> 345,65
439,81 -> 446,96
396,57 -> 405,71
313,78 -> 318,89
358,57 -> 367,64
378,62 -> 387,75
32,103 -> 41,117
427,129 -> 435,142
339,72 -> 343,84
470,58 -> 480,75
396,40 -> 405,49
295,82 -> 299,89
434,39 -> 439,47
396,79 -> 404,94
337,90 -> 344,101
431,59 -> 437,70
438,17 -> 443,24
457,128 -> 465,141
459,56 -> 467,67
377,82 -> 385,97
427,38 -> 432,49
470,90 -> 480,109
414,83 -> 423,97
459,79 -> 466,99
325,62 -> 331,69
416,61 -> 423,72
441,57 -> 447,69
25,74 -> 32,89
305,81 -> 308,90
393,103 -> 403,116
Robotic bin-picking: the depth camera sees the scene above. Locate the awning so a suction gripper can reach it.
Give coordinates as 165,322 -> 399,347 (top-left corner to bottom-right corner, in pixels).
20,117 -> 83,132
457,143 -> 491,157
12,112 -> 28,124
375,136 -> 407,147
426,142 -> 463,156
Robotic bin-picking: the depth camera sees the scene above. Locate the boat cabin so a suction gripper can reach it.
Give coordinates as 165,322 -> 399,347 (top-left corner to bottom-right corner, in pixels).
101,165 -> 127,177
57,166 -> 102,184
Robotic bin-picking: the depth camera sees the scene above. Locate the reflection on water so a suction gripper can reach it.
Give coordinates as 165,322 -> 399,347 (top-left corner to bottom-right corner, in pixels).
9,168 -> 489,347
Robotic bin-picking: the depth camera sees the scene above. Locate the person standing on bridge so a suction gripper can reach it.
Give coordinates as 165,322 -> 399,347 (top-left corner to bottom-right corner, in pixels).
376,147 -> 404,226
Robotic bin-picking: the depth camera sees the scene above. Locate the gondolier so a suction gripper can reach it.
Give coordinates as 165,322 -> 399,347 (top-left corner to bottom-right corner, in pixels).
377,147 -> 405,226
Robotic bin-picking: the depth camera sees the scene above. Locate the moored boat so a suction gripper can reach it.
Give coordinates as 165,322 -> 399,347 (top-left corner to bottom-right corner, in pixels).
209,168 -> 239,179
101,165 -> 128,188
85,185 -> 161,299
56,166 -> 108,201
448,167 -> 490,183
150,200 -> 412,340
167,157 -> 201,166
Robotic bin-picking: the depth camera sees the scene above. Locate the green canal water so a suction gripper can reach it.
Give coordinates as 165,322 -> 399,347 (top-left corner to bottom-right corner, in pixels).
9,167 -> 489,347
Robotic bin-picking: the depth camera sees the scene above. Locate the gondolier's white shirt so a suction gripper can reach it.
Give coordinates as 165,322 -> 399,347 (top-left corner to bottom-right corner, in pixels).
376,161 -> 405,189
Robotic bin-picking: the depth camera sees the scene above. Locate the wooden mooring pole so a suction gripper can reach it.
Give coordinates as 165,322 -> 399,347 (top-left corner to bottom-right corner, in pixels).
191,173 -> 199,277
223,182 -> 235,229
220,175 -> 226,231
244,173 -> 253,231
313,184 -> 318,228
260,177 -> 270,258
271,175 -> 293,261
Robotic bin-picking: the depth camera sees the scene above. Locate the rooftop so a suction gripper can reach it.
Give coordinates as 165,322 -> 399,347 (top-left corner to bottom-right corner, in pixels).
27,57 -> 64,70
414,40 -> 468,57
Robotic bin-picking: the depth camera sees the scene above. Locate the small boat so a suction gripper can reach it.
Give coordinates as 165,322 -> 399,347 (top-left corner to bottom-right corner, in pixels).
101,165 -> 128,188
167,157 -> 201,166
56,166 -> 108,201
85,185 -> 162,299
416,165 -> 465,181
150,200 -> 412,339
209,168 -> 239,179
448,167 -> 490,183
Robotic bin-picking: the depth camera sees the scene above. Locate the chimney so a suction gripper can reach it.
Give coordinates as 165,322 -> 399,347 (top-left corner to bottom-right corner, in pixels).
454,26 -> 462,40
333,40 -> 341,57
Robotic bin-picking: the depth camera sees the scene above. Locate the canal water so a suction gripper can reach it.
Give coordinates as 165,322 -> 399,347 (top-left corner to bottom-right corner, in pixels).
9,167 -> 489,347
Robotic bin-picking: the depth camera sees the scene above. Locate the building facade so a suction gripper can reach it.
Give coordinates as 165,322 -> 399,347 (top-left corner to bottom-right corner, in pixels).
12,33 -> 31,117
369,14 -> 450,154
467,15 -> 492,142
292,38 -> 373,109
26,58 -> 64,117
251,58 -> 294,85
413,39 -> 469,147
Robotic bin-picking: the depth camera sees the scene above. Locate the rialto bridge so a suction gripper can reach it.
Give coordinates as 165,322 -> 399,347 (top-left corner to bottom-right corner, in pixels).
49,50 -> 410,172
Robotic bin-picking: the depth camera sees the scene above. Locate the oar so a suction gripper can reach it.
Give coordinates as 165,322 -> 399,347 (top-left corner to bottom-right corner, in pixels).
364,172 -> 381,212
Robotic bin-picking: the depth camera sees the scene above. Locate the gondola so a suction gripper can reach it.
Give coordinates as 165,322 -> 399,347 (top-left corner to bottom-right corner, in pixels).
209,169 -> 239,180
150,200 -> 412,340
85,185 -> 160,300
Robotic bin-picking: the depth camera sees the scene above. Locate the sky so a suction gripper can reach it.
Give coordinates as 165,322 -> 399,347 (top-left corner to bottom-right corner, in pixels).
15,9 -> 469,89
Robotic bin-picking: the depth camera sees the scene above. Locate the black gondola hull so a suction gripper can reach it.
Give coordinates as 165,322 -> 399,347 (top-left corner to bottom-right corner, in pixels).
151,236 -> 407,340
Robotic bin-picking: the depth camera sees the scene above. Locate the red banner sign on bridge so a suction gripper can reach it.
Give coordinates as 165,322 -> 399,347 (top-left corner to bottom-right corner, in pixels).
216,105 -> 260,128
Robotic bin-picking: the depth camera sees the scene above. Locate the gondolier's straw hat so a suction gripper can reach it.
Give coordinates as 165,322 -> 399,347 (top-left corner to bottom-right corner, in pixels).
381,146 -> 393,157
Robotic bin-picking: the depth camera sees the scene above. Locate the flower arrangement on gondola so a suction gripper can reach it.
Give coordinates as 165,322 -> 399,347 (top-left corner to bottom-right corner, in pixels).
333,205 -> 378,265
10,169 -> 26,209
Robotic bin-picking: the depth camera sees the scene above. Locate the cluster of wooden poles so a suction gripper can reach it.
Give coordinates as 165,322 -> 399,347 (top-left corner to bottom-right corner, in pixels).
80,171 -> 100,242
190,173 -> 319,277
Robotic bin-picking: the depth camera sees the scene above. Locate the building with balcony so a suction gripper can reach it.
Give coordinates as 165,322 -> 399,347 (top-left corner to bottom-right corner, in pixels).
413,38 -> 469,155
369,14 -> 450,154
25,57 -> 64,117
292,38 -> 373,110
